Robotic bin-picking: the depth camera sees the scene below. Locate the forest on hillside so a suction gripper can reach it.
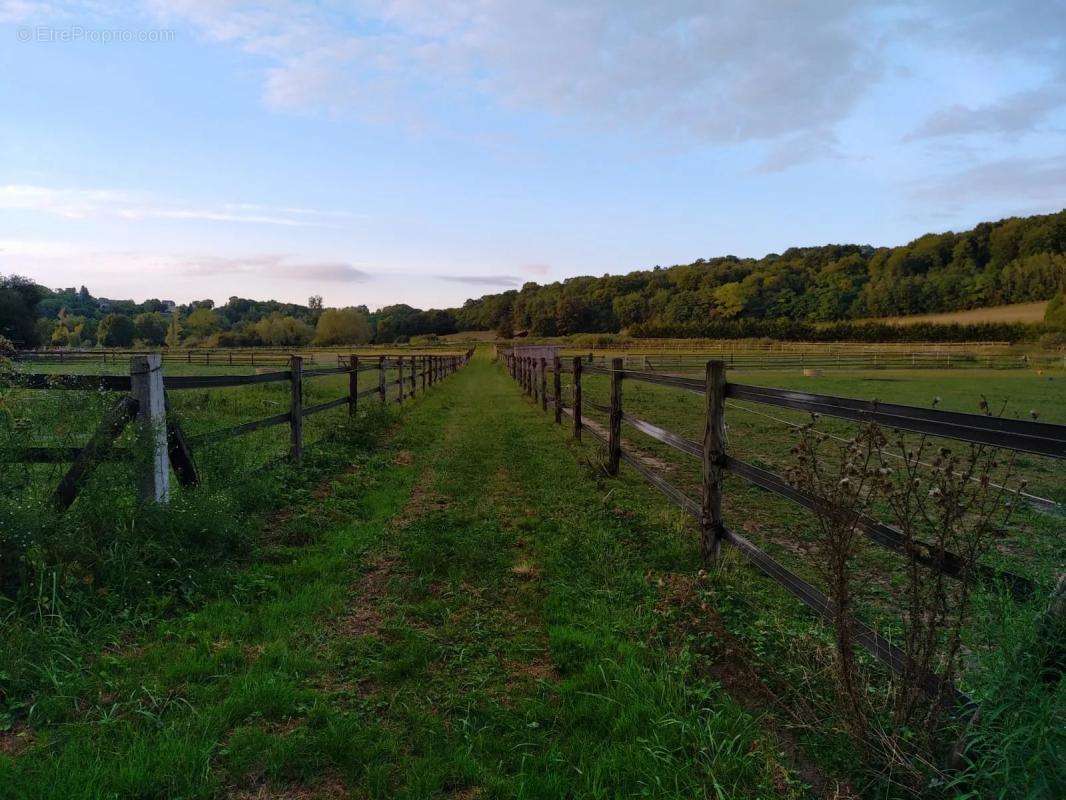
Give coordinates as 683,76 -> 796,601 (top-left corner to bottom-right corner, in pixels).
454,210 -> 1066,338
2,210 -> 1064,348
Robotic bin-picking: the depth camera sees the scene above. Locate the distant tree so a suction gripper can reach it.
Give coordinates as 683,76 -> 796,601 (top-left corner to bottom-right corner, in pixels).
1046,292 -> 1066,330
313,308 -> 371,345
494,318 -> 514,339
35,317 -> 56,346
133,312 -> 168,346
165,314 -> 183,348
184,307 -> 221,338
0,274 -> 48,346
253,313 -> 314,346
712,282 -> 746,318
612,292 -> 647,329
308,295 -> 324,312
96,314 -> 136,347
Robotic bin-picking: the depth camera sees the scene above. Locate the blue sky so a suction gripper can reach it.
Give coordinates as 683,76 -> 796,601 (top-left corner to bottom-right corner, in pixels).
1,1 -> 1064,311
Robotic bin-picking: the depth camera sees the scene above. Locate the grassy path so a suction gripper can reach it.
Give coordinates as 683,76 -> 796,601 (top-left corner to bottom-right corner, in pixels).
2,354 -> 807,799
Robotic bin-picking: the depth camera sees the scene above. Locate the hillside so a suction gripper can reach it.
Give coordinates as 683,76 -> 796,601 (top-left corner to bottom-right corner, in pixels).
452,210 -> 1066,337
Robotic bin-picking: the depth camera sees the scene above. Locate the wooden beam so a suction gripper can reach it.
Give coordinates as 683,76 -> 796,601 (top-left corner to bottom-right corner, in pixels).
53,395 -> 138,510
289,355 -> 303,462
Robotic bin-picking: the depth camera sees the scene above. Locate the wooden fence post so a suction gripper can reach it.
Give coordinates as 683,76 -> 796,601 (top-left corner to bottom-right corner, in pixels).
421,355 -> 427,392
349,355 -> 358,417
553,355 -> 562,424
410,356 -> 417,397
378,355 -> 387,405
540,357 -> 547,411
608,357 -> 622,476
289,355 -> 303,462
573,356 -> 582,441
130,354 -> 170,504
700,360 -> 726,562
396,356 -> 404,404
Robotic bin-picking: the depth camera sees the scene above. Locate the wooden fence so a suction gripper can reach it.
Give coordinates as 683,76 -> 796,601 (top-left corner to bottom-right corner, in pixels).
6,349 -> 474,510
15,346 -> 468,368
503,351 -> 1066,707
581,350 -> 1058,371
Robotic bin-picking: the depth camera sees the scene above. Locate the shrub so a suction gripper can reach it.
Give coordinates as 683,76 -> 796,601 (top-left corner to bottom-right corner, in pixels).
1045,292 -> 1066,330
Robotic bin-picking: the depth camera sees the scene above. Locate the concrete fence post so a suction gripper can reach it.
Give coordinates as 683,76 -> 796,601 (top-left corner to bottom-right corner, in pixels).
130,354 -> 170,504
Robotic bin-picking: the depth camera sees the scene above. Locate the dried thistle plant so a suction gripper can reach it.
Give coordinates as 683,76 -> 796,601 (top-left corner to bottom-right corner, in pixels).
786,405 -> 1027,781
878,432 -> 1020,740
786,417 -> 888,742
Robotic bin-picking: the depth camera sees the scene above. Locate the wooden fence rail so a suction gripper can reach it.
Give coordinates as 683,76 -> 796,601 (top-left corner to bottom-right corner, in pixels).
502,350 -> 1065,708
4,349 -> 474,510
583,350 -> 1059,371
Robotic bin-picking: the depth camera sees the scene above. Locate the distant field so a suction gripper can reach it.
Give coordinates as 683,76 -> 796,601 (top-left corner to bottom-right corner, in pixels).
872,301 -> 1048,326
435,330 -> 498,342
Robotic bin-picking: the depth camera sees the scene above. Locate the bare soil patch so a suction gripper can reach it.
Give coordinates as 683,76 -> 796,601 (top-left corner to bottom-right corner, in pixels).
0,725 -> 34,758
228,775 -> 348,800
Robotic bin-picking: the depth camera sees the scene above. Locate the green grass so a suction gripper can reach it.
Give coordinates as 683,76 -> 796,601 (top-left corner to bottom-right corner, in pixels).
1,352 -> 1061,798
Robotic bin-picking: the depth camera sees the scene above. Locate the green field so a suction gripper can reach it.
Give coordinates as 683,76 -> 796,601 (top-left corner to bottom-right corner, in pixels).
0,352 -> 1062,798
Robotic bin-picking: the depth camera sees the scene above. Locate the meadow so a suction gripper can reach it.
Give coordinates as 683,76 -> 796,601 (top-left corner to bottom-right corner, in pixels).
0,348 -> 1062,799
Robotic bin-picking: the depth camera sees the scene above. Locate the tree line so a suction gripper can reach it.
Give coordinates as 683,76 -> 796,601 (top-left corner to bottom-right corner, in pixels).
2,209 -> 1064,348
0,285 -> 462,349
452,210 -> 1066,337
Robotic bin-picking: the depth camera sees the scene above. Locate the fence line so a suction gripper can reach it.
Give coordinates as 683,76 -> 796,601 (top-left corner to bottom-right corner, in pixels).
502,350 -> 1065,709
14,346 -> 474,368
5,349 -> 474,510
581,350 -> 1060,372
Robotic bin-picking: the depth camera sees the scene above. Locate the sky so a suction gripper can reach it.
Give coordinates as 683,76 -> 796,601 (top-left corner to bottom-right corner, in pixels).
1,1 -> 1064,312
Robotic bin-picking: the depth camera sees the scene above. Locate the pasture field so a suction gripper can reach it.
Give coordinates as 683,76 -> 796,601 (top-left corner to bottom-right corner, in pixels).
871,301 -> 1050,327
0,350 -> 1062,799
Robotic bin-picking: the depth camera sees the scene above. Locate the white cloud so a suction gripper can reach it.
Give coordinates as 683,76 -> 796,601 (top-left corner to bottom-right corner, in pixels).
0,184 -> 350,227
142,1 -> 883,150
10,0 -> 1066,183
909,155 -> 1066,213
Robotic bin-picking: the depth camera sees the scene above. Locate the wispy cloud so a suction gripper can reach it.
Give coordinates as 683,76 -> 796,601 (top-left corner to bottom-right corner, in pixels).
176,254 -> 372,282
440,275 -> 522,287
905,84 -> 1066,141
909,155 -> 1066,213
0,242 -> 373,284
755,129 -> 842,173
0,184 -> 352,227
14,1 -> 1066,177
143,2 -> 881,154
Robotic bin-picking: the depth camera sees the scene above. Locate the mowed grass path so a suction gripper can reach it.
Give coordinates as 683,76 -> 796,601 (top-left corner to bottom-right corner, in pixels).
2,354 -> 803,799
